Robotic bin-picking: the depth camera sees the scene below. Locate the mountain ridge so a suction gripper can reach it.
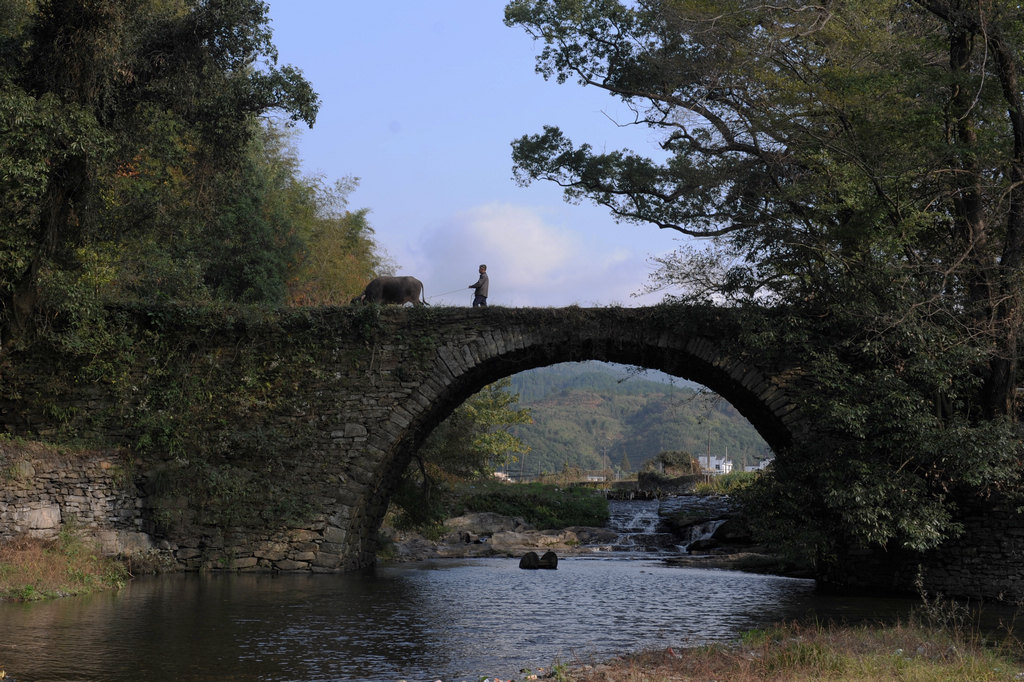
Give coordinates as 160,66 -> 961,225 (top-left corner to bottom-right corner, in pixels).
506,362 -> 770,476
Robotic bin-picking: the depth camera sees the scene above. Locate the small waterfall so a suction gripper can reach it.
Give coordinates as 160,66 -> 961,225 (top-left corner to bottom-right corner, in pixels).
680,518 -> 727,554
606,498 -> 679,552
605,495 -> 732,554
609,499 -> 660,534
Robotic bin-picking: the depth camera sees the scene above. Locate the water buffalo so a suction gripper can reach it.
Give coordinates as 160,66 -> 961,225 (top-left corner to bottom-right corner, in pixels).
353,275 -> 428,306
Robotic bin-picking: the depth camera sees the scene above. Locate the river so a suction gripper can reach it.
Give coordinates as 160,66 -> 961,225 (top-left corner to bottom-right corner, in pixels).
0,497 -> 993,682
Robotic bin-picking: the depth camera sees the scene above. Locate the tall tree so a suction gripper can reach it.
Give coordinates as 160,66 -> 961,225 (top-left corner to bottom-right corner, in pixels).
506,0 -> 1024,415
0,0 -> 318,344
505,0 -> 1024,562
417,378 -> 533,480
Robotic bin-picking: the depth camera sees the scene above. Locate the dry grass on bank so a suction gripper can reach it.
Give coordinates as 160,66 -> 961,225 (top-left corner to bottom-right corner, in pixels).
0,530 -> 129,601
560,620 -> 1024,681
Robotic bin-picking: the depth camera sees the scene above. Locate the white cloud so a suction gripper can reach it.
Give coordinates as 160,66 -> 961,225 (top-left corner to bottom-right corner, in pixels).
399,203 -> 665,307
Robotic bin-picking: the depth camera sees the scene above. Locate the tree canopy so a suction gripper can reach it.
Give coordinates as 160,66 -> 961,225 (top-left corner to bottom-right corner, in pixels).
506,0 -> 1023,409
0,0 -> 386,350
506,0 -> 1024,565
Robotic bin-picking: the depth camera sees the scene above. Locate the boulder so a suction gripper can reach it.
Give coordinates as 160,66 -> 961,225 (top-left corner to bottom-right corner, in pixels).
713,517 -> 754,544
490,529 -> 578,552
19,503 -> 61,532
445,512 -> 530,535
519,550 -> 558,569
687,538 -> 720,552
96,529 -> 154,556
519,551 -> 540,568
443,529 -> 490,545
229,557 -> 259,569
274,559 -> 309,571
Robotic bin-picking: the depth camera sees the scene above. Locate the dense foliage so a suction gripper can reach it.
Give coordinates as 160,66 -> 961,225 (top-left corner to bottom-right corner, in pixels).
509,362 -> 767,475
505,0 -> 1024,566
642,449 -> 702,476
388,478 -> 609,535
0,0 -> 387,352
453,479 -> 609,529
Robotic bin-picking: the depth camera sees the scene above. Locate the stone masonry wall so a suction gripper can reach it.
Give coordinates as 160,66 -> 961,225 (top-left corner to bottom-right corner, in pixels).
826,495 -> 1024,601
0,442 -> 151,556
0,441 -> 360,572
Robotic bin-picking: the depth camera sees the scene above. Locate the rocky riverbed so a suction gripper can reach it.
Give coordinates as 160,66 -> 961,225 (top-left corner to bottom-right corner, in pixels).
381,511 -> 621,562
381,508 -> 807,577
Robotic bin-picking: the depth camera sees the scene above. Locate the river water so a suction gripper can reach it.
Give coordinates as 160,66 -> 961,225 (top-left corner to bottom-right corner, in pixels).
0,498 -> 993,682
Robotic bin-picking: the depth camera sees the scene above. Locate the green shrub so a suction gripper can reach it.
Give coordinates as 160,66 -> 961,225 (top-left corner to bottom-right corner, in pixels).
694,470 -> 757,495
453,480 -> 609,528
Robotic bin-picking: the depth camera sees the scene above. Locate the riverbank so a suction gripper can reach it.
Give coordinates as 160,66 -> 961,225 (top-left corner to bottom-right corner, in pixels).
0,529 -> 130,601
555,619 -> 1024,681
4,518 -> 1020,681
0,512 -> 793,604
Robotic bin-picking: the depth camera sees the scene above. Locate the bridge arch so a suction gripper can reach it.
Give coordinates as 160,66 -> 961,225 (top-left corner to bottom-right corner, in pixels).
352,306 -> 802,566
0,304 -> 806,577
8,303 -> 1023,600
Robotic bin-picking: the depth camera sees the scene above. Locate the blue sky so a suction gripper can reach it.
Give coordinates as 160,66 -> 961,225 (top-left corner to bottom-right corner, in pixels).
265,2 -> 685,307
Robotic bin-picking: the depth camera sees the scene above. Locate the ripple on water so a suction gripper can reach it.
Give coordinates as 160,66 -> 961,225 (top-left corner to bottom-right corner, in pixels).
0,556 -> 937,682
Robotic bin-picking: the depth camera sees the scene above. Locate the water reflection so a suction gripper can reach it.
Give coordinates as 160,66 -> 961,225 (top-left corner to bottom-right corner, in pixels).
0,558 -> 926,682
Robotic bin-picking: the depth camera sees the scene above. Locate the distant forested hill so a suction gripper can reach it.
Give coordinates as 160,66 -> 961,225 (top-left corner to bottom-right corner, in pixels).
506,362 -> 770,477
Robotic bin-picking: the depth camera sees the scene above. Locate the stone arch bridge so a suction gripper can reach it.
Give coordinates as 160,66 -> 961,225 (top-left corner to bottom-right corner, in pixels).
1,304 -> 1021,600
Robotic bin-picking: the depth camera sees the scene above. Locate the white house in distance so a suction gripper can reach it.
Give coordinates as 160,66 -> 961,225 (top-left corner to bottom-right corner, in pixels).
702,455 -> 733,475
744,457 -> 774,472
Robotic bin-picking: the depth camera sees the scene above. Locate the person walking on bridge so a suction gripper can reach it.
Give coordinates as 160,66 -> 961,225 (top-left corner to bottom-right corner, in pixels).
469,264 -> 489,307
